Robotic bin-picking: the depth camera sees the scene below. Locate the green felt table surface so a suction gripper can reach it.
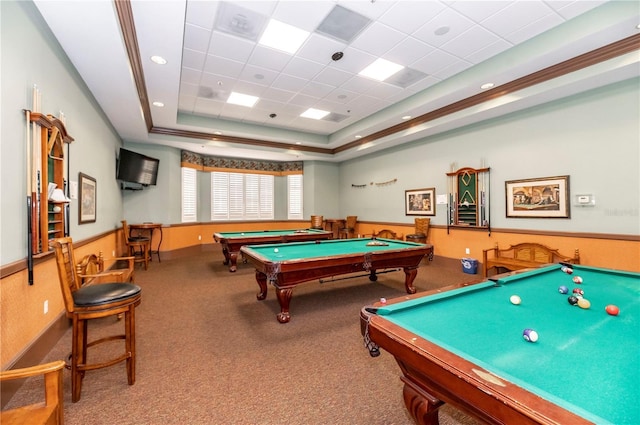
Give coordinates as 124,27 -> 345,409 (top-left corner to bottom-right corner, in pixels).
376,264 -> 640,425
215,229 -> 329,238
245,238 -> 422,261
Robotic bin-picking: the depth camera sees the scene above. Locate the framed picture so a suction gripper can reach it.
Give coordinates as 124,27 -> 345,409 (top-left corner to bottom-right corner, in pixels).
505,175 -> 570,218
405,188 -> 435,216
79,173 -> 97,224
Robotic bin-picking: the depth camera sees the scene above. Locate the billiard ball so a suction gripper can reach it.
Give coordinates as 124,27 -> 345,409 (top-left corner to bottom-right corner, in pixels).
572,276 -> 583,284
605,305 -> 620,316
572,288 -> 584,296
509,295 -> 521,305
567,295 -> 579,305
380,297 -> 387,304
558,285 -> 569,294
577,298 -> 591,309
273,248 -> 279,253
561,266 -> 573,275
523,329 -> 538,342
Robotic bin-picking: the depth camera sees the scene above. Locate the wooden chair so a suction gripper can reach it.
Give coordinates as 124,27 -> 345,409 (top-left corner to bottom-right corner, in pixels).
50,237 -> 142,403
310,215 -> 324,230
121,220 -> 150,270
76,251 -> 135,284
406,218 -> 430,244
0,360 -> 65,425
339,215 -> 357,239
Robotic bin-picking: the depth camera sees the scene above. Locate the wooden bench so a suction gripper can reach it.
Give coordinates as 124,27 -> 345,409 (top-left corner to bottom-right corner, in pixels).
76,251 -> 135,284
482,242 -> 579,277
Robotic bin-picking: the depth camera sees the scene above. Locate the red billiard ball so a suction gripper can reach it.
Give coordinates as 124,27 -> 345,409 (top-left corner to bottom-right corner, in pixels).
605,305 -> 620,316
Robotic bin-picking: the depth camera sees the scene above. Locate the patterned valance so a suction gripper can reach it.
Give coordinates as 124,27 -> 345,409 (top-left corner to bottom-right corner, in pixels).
181,150 -> 303,175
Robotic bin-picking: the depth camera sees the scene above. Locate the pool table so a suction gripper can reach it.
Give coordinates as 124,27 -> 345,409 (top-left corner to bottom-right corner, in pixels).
213,229 -> 332,272
240,238 -> 433,323
360,264 -> 639,425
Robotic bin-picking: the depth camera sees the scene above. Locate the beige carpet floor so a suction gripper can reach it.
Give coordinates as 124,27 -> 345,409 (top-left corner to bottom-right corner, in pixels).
6,247 -> 482,425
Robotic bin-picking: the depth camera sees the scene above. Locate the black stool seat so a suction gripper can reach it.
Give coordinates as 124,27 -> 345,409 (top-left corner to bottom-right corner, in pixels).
73,283 -> 141,307
406,233 -> 426,242
128,236 -> 149,242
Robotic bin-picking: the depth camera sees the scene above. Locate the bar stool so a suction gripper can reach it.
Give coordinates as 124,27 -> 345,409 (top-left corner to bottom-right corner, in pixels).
51,237 -> 142,402
122,220 -> 150,270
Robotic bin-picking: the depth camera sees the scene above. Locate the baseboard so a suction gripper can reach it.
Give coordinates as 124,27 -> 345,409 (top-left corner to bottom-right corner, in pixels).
1,313 -> 69,408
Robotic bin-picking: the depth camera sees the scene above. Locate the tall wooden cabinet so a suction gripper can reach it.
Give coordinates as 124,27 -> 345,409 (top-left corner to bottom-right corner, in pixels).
29,113 -> 74,254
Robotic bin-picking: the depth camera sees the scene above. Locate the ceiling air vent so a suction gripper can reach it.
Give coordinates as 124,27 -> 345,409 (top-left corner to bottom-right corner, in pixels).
214,2 -> 267,41
385,68 -> 429,89
316,5 -> 371,43
197,86 -> 227,100
323,112 -> 349,123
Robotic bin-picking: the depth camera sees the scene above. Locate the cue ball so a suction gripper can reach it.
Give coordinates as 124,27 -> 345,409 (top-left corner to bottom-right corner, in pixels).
523,329 -> 538,343
558,285 -> 569,294
273,248 -> 279,253
605,305 -> 620,316
510,295 -> 521,305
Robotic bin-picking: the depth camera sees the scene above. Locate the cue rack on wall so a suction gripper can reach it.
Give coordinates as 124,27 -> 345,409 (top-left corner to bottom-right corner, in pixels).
446,166 -> 490,235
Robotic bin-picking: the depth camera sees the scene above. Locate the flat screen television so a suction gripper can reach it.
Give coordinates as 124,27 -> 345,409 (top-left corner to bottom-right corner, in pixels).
116,148 -> 159,186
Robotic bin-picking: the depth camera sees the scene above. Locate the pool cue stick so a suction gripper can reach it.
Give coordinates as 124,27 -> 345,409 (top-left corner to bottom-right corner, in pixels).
26,109 -> 34,284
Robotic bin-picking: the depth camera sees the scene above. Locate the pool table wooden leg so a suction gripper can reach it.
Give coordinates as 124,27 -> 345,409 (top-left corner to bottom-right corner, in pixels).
401,376 -> 444,425
227,251 -> 238,272
275,287 -> 293,323
255,271 -> 268,300
403,266 -> 419,294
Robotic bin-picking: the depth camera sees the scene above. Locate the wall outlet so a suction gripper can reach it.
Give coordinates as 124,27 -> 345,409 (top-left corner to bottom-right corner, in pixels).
198,235 -> 202,241
44,300 -> 49,314
465,248 -> 470,255
112,250 -> 116,257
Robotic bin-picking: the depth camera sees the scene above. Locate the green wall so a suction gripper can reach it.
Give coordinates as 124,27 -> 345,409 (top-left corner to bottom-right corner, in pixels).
339,78 -> 640,235
1,1 -> 125,264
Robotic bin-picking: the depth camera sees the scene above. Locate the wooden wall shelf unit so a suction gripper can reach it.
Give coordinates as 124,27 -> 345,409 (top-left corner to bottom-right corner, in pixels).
447,167 -> 490,235
28,112 -> 74,256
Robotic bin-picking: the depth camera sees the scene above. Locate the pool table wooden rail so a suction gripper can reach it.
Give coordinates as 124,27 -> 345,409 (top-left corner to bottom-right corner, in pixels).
213,229 -> 332,272
241,241 -> 433,323
360,281 -> 596,425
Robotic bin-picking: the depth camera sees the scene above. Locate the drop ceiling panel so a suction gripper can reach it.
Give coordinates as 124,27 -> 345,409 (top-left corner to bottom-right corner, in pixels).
379,1 -> 446,34
350,22 -> 406,57
413,8 -> 475,47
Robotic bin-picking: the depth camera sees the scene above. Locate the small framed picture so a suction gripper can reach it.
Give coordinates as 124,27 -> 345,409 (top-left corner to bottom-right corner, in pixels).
505,175 -> 570,218
79,173 -> 97,224
405,188 -> 435,216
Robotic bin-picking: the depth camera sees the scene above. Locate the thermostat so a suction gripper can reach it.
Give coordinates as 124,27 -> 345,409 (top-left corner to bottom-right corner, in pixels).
574,194 -> 595,207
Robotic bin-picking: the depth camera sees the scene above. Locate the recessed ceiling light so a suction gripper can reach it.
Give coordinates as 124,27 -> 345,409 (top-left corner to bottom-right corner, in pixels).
481,83 -> 495,90
300,108 -> 329,120
359,58 -> 404,82
259,19 -> 310,54
355,135 -> 362,139
402,115 -> 411,120
152,101 -> 164,107
227,92 -> 259,107
150,55 -> 167,65
214,131 -> 222,135
295,142 -> 302,145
